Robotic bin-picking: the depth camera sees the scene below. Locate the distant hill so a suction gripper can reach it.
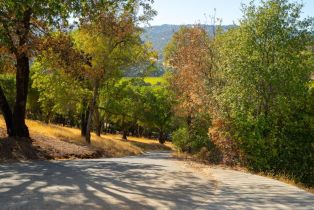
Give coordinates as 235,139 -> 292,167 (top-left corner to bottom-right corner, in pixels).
126,24 -> 235,77
141,24 -> 235,59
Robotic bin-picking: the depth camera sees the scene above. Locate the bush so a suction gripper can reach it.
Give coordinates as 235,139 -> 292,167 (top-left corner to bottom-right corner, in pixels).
172,127 -> 190,152
172,127 -> 211,152
208,119 -> 240,165
172,125 -> 212,153
229,99 -> 314,186
172,112 -> 212,154
189,132 -> 211,153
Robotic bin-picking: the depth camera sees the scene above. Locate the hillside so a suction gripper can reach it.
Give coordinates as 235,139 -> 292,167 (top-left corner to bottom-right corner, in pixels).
138,24 -> 234,77
142,24 -> 235,58
124,24 -> 235,77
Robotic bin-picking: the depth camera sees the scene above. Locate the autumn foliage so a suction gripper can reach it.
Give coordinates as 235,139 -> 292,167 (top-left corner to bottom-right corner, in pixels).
165,0 -> 314,186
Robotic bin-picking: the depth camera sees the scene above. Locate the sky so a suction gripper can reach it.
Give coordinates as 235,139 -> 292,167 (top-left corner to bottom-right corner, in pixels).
150,0 -> 314,26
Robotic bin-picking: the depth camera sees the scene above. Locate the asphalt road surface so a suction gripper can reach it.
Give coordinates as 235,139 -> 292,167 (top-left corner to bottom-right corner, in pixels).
0,152 -> 313,210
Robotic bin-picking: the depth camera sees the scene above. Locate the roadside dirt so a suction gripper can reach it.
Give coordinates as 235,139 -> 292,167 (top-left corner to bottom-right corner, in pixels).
0,127 -> 104,162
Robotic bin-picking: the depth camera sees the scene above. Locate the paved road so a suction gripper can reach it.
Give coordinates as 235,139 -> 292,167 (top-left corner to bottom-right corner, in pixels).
0,152 -> 313,210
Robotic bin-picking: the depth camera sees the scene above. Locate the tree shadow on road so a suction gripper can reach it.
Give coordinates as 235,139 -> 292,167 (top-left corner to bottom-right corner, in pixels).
0,152 -> 212,209
0,152 -> 313,210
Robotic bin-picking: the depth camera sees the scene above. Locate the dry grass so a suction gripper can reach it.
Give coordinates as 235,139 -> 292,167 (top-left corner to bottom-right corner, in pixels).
257,172 -> 314,194
0,117 -> 173,160
173,151 -> 314,194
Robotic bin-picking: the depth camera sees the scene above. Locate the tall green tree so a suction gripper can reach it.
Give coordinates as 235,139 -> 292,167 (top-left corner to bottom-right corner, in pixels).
73,23 -> 155,143
139,85 -> 174,143
31,58 -> 88,124
101,77 -> 173,142
215,0 -> 314,184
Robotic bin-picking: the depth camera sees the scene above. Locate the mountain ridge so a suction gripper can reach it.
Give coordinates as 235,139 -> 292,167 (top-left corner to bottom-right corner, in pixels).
141,24 -> 235,58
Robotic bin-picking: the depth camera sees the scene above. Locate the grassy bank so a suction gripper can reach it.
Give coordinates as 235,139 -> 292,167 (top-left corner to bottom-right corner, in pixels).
173,151 -> 314,194
0,117 -> 173,162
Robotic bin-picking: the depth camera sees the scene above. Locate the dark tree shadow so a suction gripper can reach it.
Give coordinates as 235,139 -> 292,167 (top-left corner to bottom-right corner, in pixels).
0,137 -> 52,161
0,152 -> 313,210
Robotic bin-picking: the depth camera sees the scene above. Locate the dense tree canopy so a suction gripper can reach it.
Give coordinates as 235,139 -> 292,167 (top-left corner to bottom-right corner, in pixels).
213,0 -> 314,185
0,0 -> 156,138
163,0 -> 314,186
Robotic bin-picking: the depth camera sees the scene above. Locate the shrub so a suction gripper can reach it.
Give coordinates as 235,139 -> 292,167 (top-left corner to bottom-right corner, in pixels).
208,119 -> 240,165
172,127 -> 190,152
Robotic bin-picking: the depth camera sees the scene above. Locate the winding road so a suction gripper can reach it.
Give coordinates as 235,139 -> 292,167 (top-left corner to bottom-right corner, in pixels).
0,152 -> 313,210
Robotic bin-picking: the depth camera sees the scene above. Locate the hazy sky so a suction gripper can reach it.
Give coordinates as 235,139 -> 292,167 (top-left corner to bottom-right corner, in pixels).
150,0 -> 314,25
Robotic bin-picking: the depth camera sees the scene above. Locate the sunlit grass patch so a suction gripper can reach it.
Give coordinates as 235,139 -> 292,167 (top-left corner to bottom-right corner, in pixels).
0,116 -> 173,159
121,76 -> 166,85
143,77 -> 165,85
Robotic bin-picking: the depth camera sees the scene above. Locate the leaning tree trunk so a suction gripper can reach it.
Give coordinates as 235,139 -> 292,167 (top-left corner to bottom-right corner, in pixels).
0,86 -> 14,136
12,54 -> 30,138
81,108 -> 89,137
85,80 -> 100,144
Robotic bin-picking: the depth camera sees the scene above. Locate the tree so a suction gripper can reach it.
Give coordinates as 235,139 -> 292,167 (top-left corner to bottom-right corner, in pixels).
164,26 -> 215,150
102,79 -> 140,140
31,31 -> 94,133
98,77 -> 172,142
0,1 -> 73,137
139,85 -> 174,143
215,0 -> 314,184
31,57 -> 88,124
73,10 -> 156,143
31,15 -> 155,144
164,26 -> 214,125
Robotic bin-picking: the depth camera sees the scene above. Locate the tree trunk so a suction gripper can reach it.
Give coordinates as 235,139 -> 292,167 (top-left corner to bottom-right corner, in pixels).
121,115 -> 127,140
12,54 -> 30,137
158,129 -> 165,144
85,80 -> 100,144
81,102 -> 89,137
95,109 -> 105,137
10,8 -> 32,138
96,119 -> 103,137
0,86 -> 14,136
44,111 -> 52,124
122,129 -> 128,140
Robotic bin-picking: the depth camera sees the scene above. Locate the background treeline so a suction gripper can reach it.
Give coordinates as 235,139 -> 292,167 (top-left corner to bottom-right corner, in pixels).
0,73 -> 173,142
165,0 -> 314,187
